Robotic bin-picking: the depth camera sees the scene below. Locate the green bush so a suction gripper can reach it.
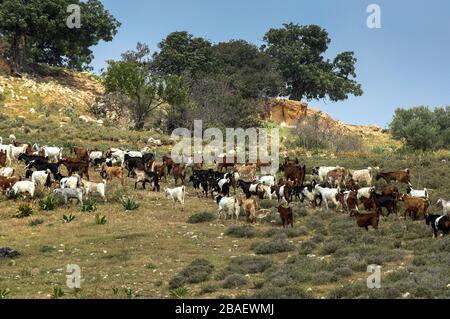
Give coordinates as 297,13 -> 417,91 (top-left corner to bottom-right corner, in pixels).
169,259 -> 214,289
263,227 -> 308,238
187,212 -> 215,224
15,204 -> 34,218
38,196 -> 58,211
81,199 -> 97,213
225,225 -> 256,238
389,106 -> 450,150
121,197 -> 140,211
251,239 -> 295,255
222,274 -> 248,289
29,218 -> 44,227
217,256 -> 273,280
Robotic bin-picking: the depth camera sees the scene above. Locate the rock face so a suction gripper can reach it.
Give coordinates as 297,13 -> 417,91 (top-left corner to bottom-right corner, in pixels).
0,71 -> 103,110
266,98 -> 386,139
264,98 -> 308,127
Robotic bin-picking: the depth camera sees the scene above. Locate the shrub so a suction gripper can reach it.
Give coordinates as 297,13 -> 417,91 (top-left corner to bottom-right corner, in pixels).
263,227 -> 308,238
15,204 -> 34,218
222,274 -> 248,289
62,214 -> 76,223
225,225 -> 256,238
187,212 -> 215,224
321,241 -> 340,255
217,256 -> 273,280
81,199 -> 97,213
253,285 -> 314,299
40,245 -> 55,253
38,196 -> 58,211
332,267 -> 353,278
389,106 -> 450,150
299,241 -> 317,255
29,218 -> 44,227
200,284 -> 218,295
251,239 -> 295,255
0,289 -> 11,299
94,214 -> 107,225
121,197 -> 140,211
170,287 -> 190,299
169,259 -> 214,289
311,271 -> 338,285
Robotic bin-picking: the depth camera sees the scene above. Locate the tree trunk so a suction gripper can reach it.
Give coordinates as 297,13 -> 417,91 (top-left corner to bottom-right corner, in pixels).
11,32 -> 27,74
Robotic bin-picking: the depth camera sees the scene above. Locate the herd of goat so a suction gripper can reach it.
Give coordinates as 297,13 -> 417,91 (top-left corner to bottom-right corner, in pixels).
0,134 -> 449,238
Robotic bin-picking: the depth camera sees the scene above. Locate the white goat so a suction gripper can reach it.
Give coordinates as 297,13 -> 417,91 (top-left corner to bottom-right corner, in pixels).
81,178 -> 107,202
436,198 -> 450,216
9,144 -> 28,163
31,170 -> 51,188
357,187 -> 375,200
256,175 -> 276,187
350,167 -> 379,186
314,185 -> 341,210
216,196 -> 240,220
164,186 -> 186,211
313,166 -> 341,182
407,187 -> 429,199
89,151 -> 103,162
0,167 -> 15,177
11,181 -> 36,198
43,146 -> 63,162
60,175 -> 80,189
53,188 -> 84,206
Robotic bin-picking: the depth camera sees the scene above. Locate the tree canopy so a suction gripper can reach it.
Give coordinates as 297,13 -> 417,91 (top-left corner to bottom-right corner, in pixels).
0,0 -> 120,71
262,23 -> 363,101
389,106 -> 450,150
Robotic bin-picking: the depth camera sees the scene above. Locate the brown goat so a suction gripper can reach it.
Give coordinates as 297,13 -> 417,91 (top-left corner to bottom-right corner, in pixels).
338,190 -> 358,213
278,202 -> 294,228
326,168 -> 352,188
351,210 -> 380,231
60,158 -> 90,180
101,164 -> 124,186
162,155 -> 175,174
360,195 -> 376,211
151,161 -> 167,181
0,150 -> 6,167
217,155 -> 238,172
283,164 -> 306,185
0,175 -> 21,191
399,194 -> 429,220
376,169 -> 411,185
71,147 -> 89,161
240,196 -> 258,223
172,163 -> 186,185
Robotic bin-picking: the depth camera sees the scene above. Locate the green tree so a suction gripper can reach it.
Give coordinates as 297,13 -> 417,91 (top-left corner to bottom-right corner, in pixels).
103,43 -> 187,130
262,23 -> 363,101
152,31 -> 216,77
0,0 -> 120,72
389,106 -> 450,150
212,40 -> 284,99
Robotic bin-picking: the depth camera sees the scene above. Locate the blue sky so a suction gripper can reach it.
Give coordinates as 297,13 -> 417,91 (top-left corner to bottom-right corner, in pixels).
91,0 -> 450,127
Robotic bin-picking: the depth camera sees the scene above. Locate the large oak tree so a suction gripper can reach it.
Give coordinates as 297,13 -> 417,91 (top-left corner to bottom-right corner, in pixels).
0,0 -> 120,72
263,23 -> 363,101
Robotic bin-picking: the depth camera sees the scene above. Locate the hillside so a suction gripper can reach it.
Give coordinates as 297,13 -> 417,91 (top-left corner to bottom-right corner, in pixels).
0,70 -> 400,151
1,70 -> 450,299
